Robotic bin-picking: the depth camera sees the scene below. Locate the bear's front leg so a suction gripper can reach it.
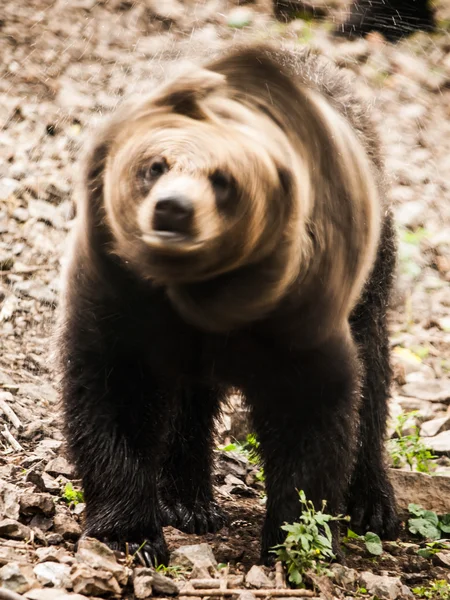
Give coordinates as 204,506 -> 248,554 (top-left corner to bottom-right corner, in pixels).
244,331 -> 361,564
60,311 -> 170,566
158,385 -> 227,534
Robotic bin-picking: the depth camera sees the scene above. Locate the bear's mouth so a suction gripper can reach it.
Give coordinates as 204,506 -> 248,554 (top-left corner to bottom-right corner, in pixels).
141,232 -> 203,252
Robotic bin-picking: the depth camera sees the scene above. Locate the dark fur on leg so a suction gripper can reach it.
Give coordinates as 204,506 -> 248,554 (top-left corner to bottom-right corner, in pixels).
219,331 -> 361,564
158,385 -> 227,534
335,0 -> 435,41
347,211 -> 399,539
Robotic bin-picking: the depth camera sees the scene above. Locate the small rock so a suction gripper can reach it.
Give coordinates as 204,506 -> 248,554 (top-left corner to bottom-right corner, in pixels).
227,7 -> 253,28
34,562 -> 72,588
0,251 -> 14,271
421,431 -> 450,455
42,473 -> 60,493
20,492 -> 56,517
35,546 -> 74,564
0,562 -> 35,594
28,199 -> 65,229
76,537 -> 129,586
70,564 -> 121,596
389,469 -> 450,514
395,201 -> 427,229
245,565 -> 272,589
238,592 -> 257,600
401,380 -> 450,403
45,456 -> 75,478
359,571 -> 411,599
46,533 -> 64,545
25,589 -> 87,600
0,177 -> 20,200
420,416 -> 450,438
435,552 -> 450,568
0,478 -> 20,520
171,543 -> 217,571
152,571 -> 179,595
13,207 -> 29,222
331,564 -> 359,589
215,450 -> 248,481
223,474 -> 257,497
53,512 -> 82,540
133,568 -> 153,599
0,518 -> 31,540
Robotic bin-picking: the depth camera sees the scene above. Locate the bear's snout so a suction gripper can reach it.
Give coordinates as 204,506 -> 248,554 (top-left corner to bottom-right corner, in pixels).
152,194 -> 194,237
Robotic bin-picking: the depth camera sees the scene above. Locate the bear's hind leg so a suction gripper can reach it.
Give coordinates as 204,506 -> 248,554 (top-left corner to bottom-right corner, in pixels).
159,385 -> 227,534
347,215 -> 399,539
243,331 -> 361,564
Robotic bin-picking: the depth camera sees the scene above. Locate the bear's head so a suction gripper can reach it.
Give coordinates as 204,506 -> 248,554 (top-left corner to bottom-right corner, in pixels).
79,45 -> 380,333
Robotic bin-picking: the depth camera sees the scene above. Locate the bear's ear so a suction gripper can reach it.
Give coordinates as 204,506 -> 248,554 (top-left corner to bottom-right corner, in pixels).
152,68 -> 226,118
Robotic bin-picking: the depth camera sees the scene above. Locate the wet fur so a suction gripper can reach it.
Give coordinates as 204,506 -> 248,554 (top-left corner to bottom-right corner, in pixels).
57,43 -> 399,565
335,0 -> 435,41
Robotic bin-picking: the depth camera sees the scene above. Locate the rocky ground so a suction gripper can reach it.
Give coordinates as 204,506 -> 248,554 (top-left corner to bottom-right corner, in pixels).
1,0 -> 450,599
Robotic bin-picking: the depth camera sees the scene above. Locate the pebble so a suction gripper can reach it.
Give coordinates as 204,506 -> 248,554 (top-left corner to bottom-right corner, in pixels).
421,430 -> 450,455
33,562 -> 71,588
401,380 -> 450,404
245,565 -> 272,589
53,511 -> 82,540
171,543 -> 217,571
359,571 -> 413,599
20,492 -> 56,517
76,537 -> 130,586
0,518 -> 32,540
70,564 -> 121,596
0,562 -> 36,594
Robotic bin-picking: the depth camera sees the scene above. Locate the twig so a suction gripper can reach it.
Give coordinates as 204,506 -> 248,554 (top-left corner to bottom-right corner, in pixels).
1,424 -> 23,451
0,588 -> 24,600
0,392 -> 23,429
179,592 -> 317,598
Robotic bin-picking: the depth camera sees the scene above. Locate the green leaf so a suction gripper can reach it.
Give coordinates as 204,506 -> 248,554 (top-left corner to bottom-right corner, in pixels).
422,510 -> 439,526
409,503 -> 425,517
346,529 -> 362,540
439,514 -> 450,533
408,517 -> 441,540
364,532 -> 383,556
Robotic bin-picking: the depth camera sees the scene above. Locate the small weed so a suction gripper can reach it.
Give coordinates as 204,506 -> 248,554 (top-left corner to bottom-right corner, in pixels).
416,539 -> 450,558
412,580 -> 450,599
387,412 -> 436,473
271,490 -> 348,587
408,504 -> 450,542
221,433 -> 265,482
344,529 -> 383,556
154,563 -> 187,577
61,482 -> 84,505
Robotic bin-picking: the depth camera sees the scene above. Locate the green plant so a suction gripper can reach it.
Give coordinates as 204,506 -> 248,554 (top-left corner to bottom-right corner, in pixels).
387,412 -> 436,473
221,433 -> 265,482
271,490 -> 348,586
408,504 -> 450,541
61,482 -> 84,505
344,529 -> 383,556
416,539 -> 450,558
412,580 -> 450,599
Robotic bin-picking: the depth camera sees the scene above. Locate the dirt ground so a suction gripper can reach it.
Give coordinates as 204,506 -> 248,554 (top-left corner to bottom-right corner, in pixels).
1,1 -> 450,599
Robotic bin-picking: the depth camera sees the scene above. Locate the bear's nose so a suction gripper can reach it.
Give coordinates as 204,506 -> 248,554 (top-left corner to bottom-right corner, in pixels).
152,195 -> 194,235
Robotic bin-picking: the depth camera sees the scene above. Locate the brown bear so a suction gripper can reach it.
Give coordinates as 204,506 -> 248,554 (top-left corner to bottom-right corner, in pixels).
57,42 -> 399,566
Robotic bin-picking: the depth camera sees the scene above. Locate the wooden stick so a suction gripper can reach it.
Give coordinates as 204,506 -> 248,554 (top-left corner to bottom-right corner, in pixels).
0,392 -> 23,429
275,561 -> 286,589
179,592 -> 317,598
2,425 -> 23,451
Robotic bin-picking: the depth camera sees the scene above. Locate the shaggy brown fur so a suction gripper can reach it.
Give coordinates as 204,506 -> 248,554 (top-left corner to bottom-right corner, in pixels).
58,43 -> 399,566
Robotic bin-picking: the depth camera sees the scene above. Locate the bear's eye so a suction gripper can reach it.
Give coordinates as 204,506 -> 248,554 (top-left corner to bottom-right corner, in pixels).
210,169 -> 235,211
137,156 -> 168,190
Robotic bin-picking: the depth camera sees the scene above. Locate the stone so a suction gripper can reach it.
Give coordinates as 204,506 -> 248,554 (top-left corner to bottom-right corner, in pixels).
53,512 -> 82,540
331,564 -> 359,589
45,456 -> 75,478
151,571 -> 179,595
421,431 -> 450,455
389,469 -> 450,514
35,546 -> 74,564
0,562 -> 35,594
0,478 -> 20,520
420,416 -> 450,438
171,543 -> 217,571
0,518 -> 31,540
227,7 -> 253,28
215,450 -> 248,481
395,201 -> 427,229
25,590 -> 87,600
76,537 -> 129,586
435,552 -> 450,568
223,474 -> 257,497
133,569 -> 153,599
359,571 -> 412,599
70,564 -> 121,596
33,562 -> 71,588
245,565 -> 272,589
401,380 -> 450,404
20,492 -> 56,517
